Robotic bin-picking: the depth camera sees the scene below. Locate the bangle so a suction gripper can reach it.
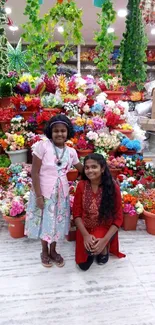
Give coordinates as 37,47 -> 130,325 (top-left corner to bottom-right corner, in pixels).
36,196 -> 42,200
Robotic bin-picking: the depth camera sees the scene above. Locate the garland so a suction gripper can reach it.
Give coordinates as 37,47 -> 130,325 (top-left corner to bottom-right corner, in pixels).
94,0 -> 117,80
22,0 -> 83,76
119,0 -> 148,90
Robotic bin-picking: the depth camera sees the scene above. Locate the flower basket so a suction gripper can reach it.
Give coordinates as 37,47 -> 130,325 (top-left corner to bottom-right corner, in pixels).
3,215 -> 25,238
104,91 -> 124,101
143,209 -> 155,235
109,168 -> 122,179
114,128 -> 133,139
0,121 -> 11,133
6,149 -> 28,164
123,213 -> 138,231
76,149 -> 94,158
0,97 -> 12,108
67,169 -> 78,181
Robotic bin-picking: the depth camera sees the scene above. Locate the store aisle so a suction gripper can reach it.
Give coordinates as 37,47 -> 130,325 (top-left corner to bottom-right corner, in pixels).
0,220 -> 155,325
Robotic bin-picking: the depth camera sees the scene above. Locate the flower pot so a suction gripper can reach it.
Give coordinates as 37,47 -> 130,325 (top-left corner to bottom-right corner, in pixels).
114,128 -> 133,139
123,213 -> 138,231
0,121 -> 11,133
143,209 -> 155,235
6,149 -> 28,164
3,215 -> 25,238
104,91 -> 124,101
76,149 -> 94,158
67,169 -> 78,181
18,111 -> 34,121
43,108 -> 63,116
109,168 -> 122,179
125,150 -> 137,156
0,97 -> 12,108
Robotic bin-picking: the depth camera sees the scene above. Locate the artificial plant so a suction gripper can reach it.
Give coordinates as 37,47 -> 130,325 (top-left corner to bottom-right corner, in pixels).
22,0 -> 83,76
94,0 -> 117,80
7,39 -> 29,73
0,0 -> 9,79
118,0 -> 148,90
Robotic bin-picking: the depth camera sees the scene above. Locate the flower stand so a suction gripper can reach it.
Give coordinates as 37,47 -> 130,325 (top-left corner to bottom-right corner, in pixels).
67,169 -> 78,181
6,149 -> 28,164
3,215 -> 25,238
143,210 -> 155,235
76,149 -> 93,158
123,213 -> 139,231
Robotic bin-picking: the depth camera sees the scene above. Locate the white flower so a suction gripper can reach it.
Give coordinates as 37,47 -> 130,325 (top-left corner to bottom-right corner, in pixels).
82,104 -> 90,113
128,177 -> 136,182
87,131 -> 98,141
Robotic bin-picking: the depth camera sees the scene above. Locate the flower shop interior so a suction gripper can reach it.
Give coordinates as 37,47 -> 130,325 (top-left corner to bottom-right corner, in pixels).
1,0 -> 155,324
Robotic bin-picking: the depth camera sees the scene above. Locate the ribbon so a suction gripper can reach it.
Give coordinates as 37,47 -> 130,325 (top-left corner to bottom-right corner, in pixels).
93,0 -> 106,8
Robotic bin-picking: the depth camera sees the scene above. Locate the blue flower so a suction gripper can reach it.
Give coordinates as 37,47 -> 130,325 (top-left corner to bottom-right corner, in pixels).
73,125 -> 84,132
91,103 -> 103,113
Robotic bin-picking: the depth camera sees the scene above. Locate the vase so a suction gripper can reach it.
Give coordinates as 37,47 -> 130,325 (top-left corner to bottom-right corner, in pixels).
104,91 -> 124,101
109,168 -> 122,179
76,149 -> 93,158
0,97 -> 12,108
3,215 -> 25,238
123,213 -> 138,231
67,169 -> 78,182
6,149 -> 28,164
143,210 -> 155,235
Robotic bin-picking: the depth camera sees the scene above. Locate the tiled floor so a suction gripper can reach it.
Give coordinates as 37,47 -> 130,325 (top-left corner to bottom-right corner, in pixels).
0,219 -> 155,325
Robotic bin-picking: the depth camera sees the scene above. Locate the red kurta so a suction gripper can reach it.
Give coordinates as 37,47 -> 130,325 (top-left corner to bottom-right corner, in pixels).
73,180 -> 126,264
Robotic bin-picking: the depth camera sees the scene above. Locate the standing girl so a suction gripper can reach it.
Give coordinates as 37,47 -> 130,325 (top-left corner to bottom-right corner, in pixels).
73,153 -> 125,271
25,114 -> 83,268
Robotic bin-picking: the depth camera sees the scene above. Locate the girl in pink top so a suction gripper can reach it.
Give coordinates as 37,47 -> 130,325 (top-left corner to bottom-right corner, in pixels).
25,115 -> 83,268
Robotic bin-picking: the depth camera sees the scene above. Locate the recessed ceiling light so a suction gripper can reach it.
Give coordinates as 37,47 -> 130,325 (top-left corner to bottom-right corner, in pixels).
57,26 -> 64,33
118,9 -> 127,17
9,26 -> 19,31
5,7 -> 12,14
107,27 -> 115,33
151,28 -> 155,35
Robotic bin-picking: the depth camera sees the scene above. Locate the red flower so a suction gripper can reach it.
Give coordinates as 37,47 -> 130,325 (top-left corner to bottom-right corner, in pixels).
86,97 -> 94,107
68,81 -> 78,95
105,111 -> 120,128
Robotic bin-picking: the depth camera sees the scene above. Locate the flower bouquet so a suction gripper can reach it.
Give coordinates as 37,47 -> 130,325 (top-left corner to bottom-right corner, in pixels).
93,131 -> 120,154
107,156 -> 126,179
1,133 -> 28,164
11,95 -> 41,120
0,167 -> 12,188
118,138 -> 141,155
122,192 -> 144,231
15,74 -> 45,95
76,134 -> 94,157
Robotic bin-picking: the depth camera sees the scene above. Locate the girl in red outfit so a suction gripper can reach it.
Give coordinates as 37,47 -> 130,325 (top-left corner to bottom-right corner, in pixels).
73,153 -> 125,271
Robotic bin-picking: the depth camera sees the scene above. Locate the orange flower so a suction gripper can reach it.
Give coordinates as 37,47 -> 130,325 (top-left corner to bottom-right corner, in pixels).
119,145 -> 128,152
0,139 -> 7,150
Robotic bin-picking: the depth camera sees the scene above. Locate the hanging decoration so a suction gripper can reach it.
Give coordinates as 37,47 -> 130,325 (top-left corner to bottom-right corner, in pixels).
0,0 -> 9,79
93,0 -> 106,7
140,0 -> 155,25
7,38 -> 29,73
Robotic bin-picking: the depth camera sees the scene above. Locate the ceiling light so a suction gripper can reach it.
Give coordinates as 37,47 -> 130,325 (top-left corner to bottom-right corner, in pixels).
107,27 -> 115,33
5,7 -> 12,14
118,9 -> 127,17
9,26 -> 19,31
151,28 -> 155,35
57,26 -> 64,33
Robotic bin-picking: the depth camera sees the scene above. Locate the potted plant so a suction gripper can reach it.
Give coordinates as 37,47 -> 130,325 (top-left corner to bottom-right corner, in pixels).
41,93 -> 63,115
75,134 -> 94,157
122,193 -> 144,230
67,167 -> 79,182
0,167 -> 12,188
139,189 -> 155,235
118,138 -> 141,156
107,156 -> 126,179
0,73 -> 18,107
1,133 -> 28,164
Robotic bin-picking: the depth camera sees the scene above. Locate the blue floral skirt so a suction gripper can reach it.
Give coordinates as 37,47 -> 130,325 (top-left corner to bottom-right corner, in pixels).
25,181 -> 70,244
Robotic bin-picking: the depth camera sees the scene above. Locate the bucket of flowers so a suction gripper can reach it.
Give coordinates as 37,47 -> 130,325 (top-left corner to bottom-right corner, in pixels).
75,133 -> 94,157
1,132 -> 28,164
87,130 -> 120,156
107,156 -> 126,179
113,123 -> 134,139
121,192 -> 144,231
139,189 -> 155,235
118,138 -> 142,156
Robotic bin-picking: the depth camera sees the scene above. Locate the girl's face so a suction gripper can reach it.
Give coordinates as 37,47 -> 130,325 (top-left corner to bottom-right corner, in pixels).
84,159 -> 104,181
51,123 -> 68,146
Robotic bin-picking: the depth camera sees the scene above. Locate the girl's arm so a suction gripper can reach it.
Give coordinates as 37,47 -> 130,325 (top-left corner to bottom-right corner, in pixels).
31,154 -> 44,210
74,162 -> 83,174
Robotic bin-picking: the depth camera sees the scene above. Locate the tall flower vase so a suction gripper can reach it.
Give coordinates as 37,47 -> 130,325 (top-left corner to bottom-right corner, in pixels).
123,213 -> 138,231
143,210 -> 155,235
6,149 -> 28,164
3,215 -> 25,239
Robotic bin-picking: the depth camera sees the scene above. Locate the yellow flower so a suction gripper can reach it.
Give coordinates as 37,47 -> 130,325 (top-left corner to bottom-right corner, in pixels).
19,74 -> 36,84
24,95 -> 32,102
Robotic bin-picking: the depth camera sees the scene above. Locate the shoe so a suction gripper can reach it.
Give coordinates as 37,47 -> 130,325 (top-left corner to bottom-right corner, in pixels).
96,252 -> 109,265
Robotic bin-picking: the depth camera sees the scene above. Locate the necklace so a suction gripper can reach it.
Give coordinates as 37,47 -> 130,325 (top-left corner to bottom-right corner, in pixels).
52,142 -> 66,166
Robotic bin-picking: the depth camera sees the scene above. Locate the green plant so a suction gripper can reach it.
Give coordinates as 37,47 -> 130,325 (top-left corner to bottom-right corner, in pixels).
22,0 -> 83,76
94,0 -> 117,80
7,38 -> 29,73
0,79 -> 12,98
0,0 -> 9,79
0,154 -> 11,168
118,0 -> 148,90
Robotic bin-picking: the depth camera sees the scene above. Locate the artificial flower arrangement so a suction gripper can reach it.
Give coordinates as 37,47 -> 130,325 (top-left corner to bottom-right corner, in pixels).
10,115 -> 28,133
43,75 -> 57,94
0,167 -> 12,188
0,108 -> 15,122
76,134 -> 94,151
138,189 -> 155,214
87,131 -> 120,153
0,196 -> 25,218
118,138 -> 141,153
121,192 -> 144,216
36,111 -> 51,126
11,95 -> 41,112
107,156 -> 126,169
26,132 -> 42,148
98,77 -> 124,92
41,93 -> 63,108
15,73 -> 45,95
63,102 -> 79,117
1,133 -> 26,151
115,123 -> 133,131
72,117 -> 86,133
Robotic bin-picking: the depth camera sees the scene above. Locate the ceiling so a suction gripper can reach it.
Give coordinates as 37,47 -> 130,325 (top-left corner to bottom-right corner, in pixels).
5,0 -> 155,45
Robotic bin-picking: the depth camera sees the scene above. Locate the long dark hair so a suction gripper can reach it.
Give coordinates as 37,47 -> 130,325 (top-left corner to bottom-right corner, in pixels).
82,153 -> 116,221
44,114 -> 75,140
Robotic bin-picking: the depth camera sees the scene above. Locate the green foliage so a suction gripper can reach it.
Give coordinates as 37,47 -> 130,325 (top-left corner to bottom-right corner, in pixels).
0,155 -> 11,168
22,0 -> 83,76
118,0 -> 148,90
0,0 -> 9,79
0,75 -> 17,98
7,38 -> 29,73
94,0 -> 117,80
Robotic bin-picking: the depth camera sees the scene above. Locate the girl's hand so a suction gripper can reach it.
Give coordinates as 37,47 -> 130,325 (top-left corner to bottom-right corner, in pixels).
84,234 -> 96,251
36,196 -> 44,210
91,238 -> 108,255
